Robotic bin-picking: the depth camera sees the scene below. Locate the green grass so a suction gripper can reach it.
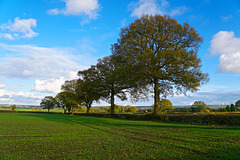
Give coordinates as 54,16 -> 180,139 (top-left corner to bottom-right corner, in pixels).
0,113 -> 240,159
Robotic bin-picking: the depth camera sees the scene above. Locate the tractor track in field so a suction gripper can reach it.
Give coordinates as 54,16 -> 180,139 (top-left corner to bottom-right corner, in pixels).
57,117 -> 206,156
67,119 -> 204,151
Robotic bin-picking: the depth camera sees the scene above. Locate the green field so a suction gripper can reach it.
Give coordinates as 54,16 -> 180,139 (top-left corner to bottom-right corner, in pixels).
0,113 -> 240,159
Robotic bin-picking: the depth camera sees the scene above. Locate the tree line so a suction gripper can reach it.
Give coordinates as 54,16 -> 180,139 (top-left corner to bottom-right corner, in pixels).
40,14 -> 209,115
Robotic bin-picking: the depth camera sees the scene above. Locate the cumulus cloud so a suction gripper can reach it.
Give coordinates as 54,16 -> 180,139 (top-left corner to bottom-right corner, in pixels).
0,43 -> 90,79
0,17 -> 38,39
210,31 -> 240,73
32,71 -> 79,93
48,0 -> 100,20
129,0 -> 187,17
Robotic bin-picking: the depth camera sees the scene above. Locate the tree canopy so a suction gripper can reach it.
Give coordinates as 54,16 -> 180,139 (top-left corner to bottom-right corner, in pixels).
40,96 -> 56,112
191,101 -> 207,112
94,55 -> 148,114
113,14 -> 209,115
77,66 -> 102,113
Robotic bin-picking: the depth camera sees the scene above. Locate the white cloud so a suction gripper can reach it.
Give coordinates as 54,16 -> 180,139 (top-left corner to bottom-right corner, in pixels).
129,0 -> 187,17
0,17 -> 38,39
0,43 -> 90,79
32,77 -> 66,93
210,31 -> 240,73
32,71 -> 79,93
48,0 -> 100,20
0,84 -> 6,89
0,33 -> 14,40
0,89 -> 43,105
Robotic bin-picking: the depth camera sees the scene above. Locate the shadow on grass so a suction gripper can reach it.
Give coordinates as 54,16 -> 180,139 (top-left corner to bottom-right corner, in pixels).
18,112 -> 240,131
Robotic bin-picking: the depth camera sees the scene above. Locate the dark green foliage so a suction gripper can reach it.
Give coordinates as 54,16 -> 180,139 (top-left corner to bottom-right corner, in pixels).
40,96 -> 55,112
223,108 -> 227,112
77,66 -> 102,113
92,55 -> 147,115
235,100 -> 240,111
55,91 -> 72,114
226,105 -> 230,112
230,104 -> 236,112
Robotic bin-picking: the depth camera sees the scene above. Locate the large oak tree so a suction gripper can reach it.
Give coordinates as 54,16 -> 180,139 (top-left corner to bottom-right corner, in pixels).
113,14 -> 209,115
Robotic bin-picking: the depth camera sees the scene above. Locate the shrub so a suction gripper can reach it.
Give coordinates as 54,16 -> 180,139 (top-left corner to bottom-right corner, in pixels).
10,104 -> 16,111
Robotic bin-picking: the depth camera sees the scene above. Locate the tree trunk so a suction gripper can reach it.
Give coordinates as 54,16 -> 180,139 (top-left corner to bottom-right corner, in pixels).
71,105 -> 75,115
110,90 -> 115,115
153,79 -> 159,116
48,108 -> 50,112
87,105 -> 91,113
64,109 -> 66,114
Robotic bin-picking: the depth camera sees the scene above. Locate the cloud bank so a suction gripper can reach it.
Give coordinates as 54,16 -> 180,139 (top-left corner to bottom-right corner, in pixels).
0,43 -> 88,79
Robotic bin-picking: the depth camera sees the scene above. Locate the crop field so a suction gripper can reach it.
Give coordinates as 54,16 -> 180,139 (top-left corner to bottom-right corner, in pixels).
0,113 -> 240,159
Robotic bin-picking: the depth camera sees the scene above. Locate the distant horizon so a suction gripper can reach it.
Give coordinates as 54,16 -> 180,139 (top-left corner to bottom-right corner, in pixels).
1,0 -> 240,106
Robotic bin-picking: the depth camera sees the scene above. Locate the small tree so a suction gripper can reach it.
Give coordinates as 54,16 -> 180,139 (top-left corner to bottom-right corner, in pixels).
153,99 -> 174,114
10,104 -> 16,111
129,106 -> 138,113
230,104 -> 236,112
226,105 -> 230,112
223,108 -> 227,112
192,101 -> 207,112
40,96 -> 55,112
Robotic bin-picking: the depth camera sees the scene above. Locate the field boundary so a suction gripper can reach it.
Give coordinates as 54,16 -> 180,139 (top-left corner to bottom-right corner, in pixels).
1,110 -> 240,126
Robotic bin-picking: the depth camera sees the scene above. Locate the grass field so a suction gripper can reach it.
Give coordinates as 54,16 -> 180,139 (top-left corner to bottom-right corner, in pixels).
0,113 -> 240,159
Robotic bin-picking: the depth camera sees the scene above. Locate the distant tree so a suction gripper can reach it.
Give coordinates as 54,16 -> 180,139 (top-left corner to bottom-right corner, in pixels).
153,99 -> 174,114
218,108 -> 223,112
230,104 -> 236,112
105,107 -> 111,113
61,80 -> 80,115
113,14 -> 209,116
40,96 -> 55,112
10,104 -> 16,111
191,101 -> 207,112
223,107 -> 227,112
226,105 -> 230,112
235,100 -> 240,111
129,106 -> 138,113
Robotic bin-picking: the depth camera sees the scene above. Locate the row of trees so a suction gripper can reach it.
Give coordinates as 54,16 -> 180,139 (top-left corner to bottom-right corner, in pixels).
41,14 -> 209,115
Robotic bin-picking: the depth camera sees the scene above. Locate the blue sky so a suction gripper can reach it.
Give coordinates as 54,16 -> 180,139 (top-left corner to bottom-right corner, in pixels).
1,0 -> 240,106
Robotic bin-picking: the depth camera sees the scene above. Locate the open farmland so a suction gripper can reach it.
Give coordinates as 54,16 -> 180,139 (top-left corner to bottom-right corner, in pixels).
0,113 -> 240,159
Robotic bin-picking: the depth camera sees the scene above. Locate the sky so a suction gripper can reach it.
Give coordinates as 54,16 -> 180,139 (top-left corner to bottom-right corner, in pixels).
1,0 -> 240,106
